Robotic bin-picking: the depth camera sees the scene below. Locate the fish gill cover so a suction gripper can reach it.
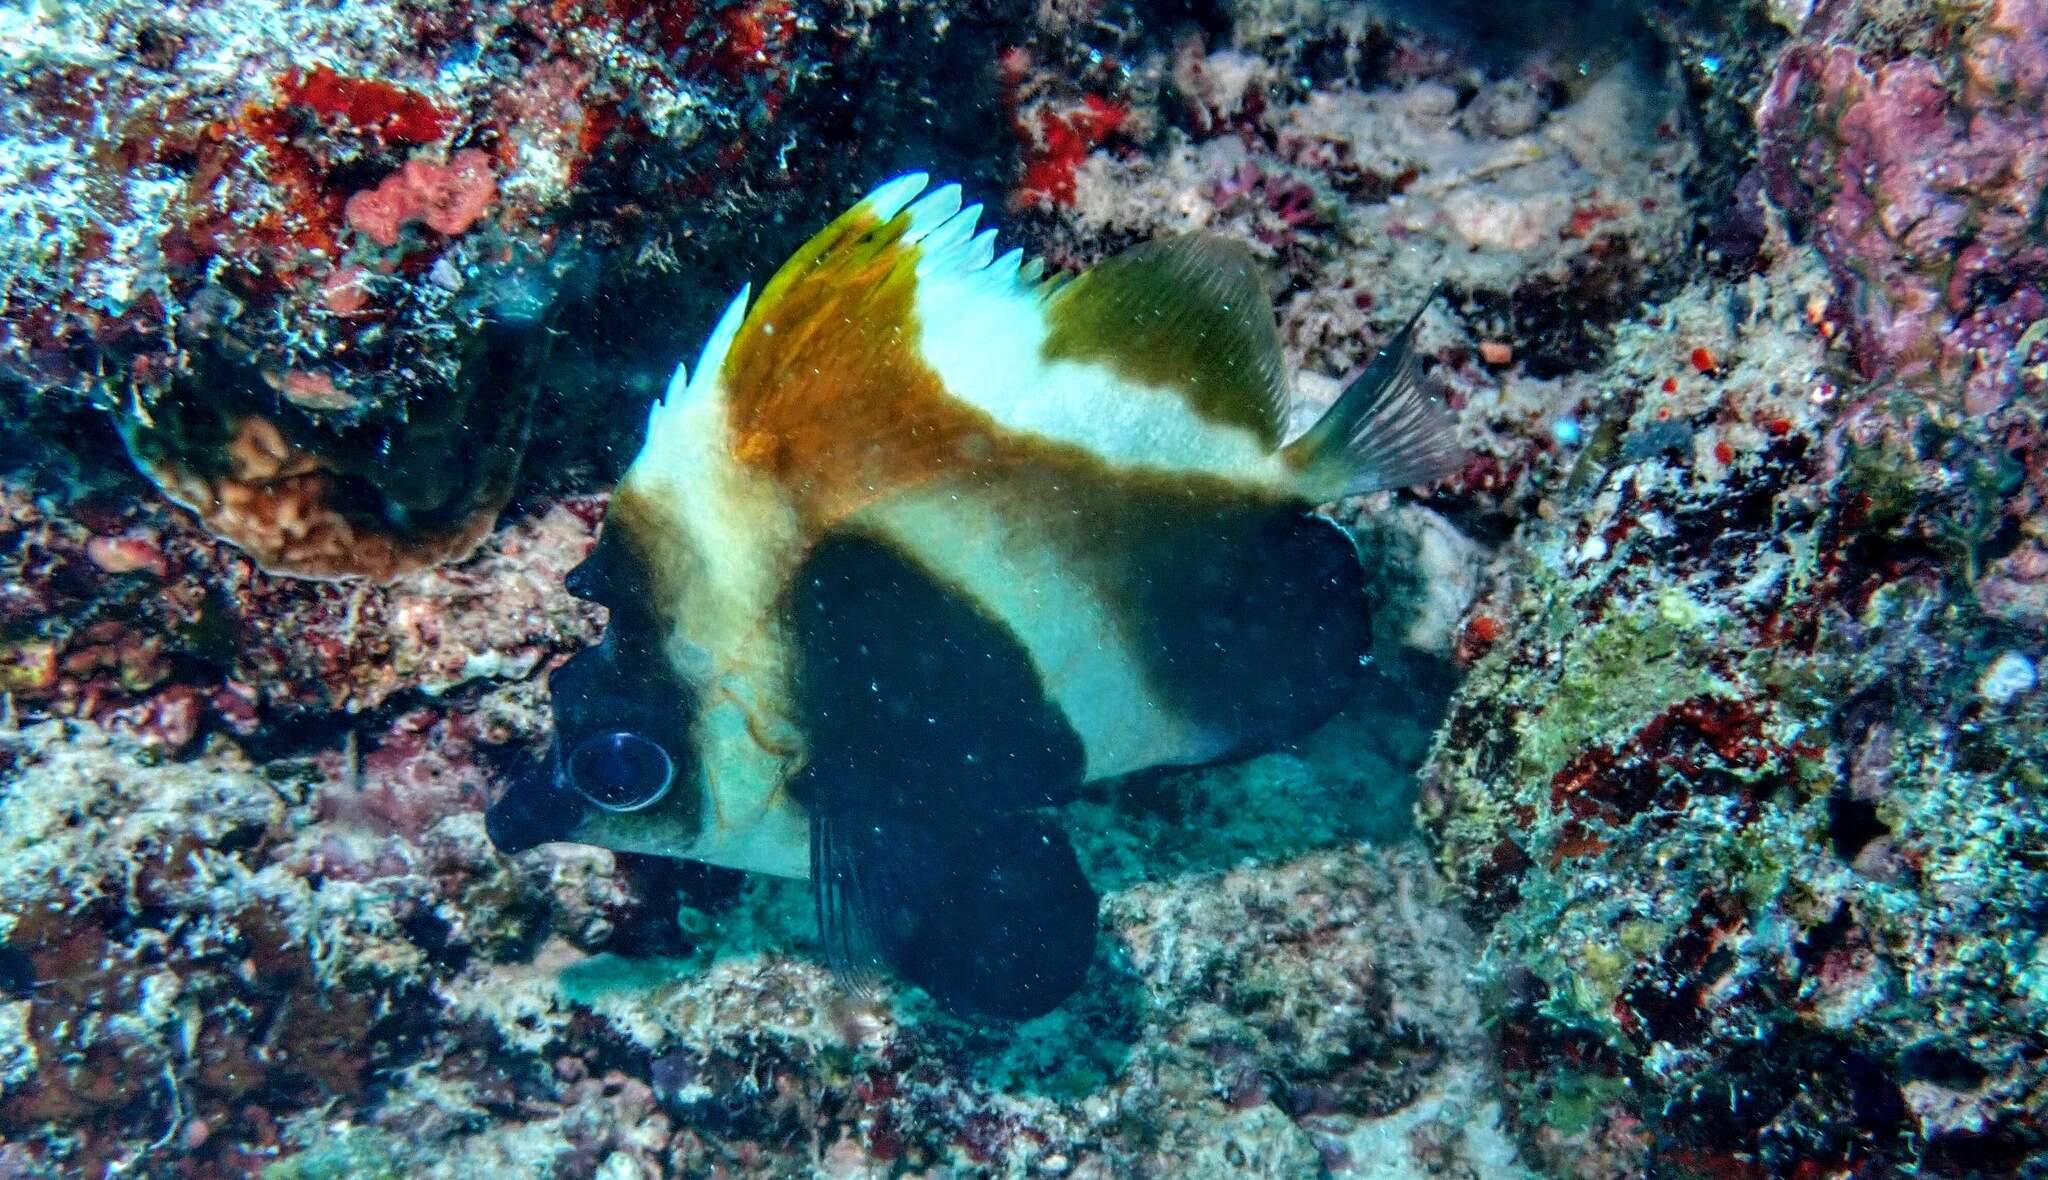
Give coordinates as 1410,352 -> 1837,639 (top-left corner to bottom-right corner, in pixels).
0,0 -> 2043,1177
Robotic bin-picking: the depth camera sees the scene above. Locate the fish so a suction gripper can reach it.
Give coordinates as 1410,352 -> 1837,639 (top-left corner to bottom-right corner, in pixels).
485,173 -> 1462,1019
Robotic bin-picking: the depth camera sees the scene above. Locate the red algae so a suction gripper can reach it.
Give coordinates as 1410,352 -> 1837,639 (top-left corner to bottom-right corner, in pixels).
1016,95 -> 1129,208
344,150 -> 500,247
282,65 -> 452,144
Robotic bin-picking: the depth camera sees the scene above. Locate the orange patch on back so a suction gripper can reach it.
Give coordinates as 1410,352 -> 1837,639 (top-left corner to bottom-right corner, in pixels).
719,205 -> 1018,526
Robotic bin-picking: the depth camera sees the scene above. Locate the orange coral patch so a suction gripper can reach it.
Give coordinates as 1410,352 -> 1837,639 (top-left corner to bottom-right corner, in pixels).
128,415 -> 498,583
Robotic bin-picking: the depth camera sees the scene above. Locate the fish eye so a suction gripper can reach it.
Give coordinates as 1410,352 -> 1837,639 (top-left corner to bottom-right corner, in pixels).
564,731 -> 675,813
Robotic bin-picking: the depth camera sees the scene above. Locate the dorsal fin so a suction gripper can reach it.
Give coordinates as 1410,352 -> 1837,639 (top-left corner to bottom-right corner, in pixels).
748,172 -> 930,320
1281,293 -> 1464,498
1041,234 -> 1291,448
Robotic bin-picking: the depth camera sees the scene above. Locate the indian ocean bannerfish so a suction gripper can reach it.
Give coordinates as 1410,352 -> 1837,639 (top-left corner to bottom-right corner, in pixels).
486,173 -> 1461,1018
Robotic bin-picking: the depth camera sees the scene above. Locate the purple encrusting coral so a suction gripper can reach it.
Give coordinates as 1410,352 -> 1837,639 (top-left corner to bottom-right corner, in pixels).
2,0 -> 2046,1175
1758,0 -> 2048,417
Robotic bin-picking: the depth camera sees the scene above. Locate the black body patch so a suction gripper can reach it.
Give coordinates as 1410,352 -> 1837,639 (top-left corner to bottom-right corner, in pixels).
486,531 -> 702,855
786,530 -> 1086,814
786,530 -> 1096,1018
485,758 -> 585,854
819,806 -> 1097,1020
1124,506 -> 1372,758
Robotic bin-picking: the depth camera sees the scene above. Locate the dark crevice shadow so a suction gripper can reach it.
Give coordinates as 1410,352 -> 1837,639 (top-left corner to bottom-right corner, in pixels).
1072,645 -> 1461,895
922,644 -> 1460,1095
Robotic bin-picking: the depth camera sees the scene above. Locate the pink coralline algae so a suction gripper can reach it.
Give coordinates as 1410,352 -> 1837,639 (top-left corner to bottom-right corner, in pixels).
344,150 -> 500,247
1758,0 -> 2048,416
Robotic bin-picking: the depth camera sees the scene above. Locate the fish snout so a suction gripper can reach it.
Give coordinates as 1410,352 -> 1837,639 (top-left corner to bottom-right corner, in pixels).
485,758 -> 587,854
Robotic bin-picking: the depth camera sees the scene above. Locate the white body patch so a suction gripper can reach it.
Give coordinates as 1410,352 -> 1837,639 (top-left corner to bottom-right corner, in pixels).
617,326 -> 813,881
912,252 -> 1298,485
861,490 -> 1233,782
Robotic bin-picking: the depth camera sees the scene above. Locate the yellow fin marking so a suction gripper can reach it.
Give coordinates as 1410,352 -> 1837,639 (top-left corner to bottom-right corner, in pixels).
1043,234 -> 1291,448
718,187 -> 1022,526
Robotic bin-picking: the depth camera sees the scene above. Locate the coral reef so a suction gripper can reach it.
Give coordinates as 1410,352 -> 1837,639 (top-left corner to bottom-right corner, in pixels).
0,0 -> 1019,578
0,466 -> 603,747
0,10 -> 1547,1154
1416,1 -> 2048,1173
1758,0 -> 2048,417
5,0 -> 2047,1174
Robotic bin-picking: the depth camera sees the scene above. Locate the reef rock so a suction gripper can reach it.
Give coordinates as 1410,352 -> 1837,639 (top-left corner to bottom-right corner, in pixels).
0,0 -> 1020,579
1421,0 -> 2048,1172
7,0 -> 2048,1175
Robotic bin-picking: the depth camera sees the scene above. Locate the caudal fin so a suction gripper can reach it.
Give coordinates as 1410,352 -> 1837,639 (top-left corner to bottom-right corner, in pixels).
1282,293 -> 1465,499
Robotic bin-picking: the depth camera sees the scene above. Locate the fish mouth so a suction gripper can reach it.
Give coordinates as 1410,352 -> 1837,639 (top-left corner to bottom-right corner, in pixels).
484,754 -> 587,854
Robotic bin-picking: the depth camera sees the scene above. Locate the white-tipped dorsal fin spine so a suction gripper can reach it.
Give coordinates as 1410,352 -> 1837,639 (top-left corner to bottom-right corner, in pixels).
639,284 -> 750,460
1281,293 -> 1465,498
863,172 -> 930,223
646,360 -> 690,436
689,284 -> 752,402
960,229 -> 1000,271
922,204 -> 983,255
902,183 -> 962,241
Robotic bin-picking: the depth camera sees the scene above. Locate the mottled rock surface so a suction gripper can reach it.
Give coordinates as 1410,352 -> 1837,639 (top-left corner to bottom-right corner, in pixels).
1418,0 -> 2048,1173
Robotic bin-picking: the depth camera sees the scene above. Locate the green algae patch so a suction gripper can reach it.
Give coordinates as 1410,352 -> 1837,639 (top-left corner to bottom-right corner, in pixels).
1510,599 -> 1725,787
264,1127 -> 405,1180
1531,1070 -> 1633,1138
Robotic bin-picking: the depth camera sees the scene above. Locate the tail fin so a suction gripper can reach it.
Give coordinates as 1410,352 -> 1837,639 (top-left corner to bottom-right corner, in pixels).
1282,292 -> 1465,499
